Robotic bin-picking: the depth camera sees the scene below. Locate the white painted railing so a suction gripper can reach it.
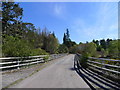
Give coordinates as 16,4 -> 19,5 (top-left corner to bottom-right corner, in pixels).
75,54 -> 120,89
76,54 -> 120,75
0,54 -> 67,70
0,55 -> 47,70
88,57 -> 120,74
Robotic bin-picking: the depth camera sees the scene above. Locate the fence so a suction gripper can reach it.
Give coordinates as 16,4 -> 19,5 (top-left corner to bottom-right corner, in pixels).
88,57 -> 120,75
75,54 -> 120,83
0,54 -> 67,71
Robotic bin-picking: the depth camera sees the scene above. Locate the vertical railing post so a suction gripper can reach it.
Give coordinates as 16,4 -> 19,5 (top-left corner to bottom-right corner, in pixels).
101,59 -> 105,74
27,57 -> 29,68
17,59 -> 20,69
37,57 -> 39,64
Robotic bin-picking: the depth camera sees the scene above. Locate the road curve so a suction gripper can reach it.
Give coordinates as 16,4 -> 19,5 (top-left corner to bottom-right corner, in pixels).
12,54 -> 90,88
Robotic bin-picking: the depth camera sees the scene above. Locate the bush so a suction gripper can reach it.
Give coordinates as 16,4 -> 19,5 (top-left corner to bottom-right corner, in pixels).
2,36 -> 48,57
108,40 -> 119,58
3,36 -> 32,57
43,56 -> 49,62
69,45 -> 79,54
58,44 -> 69,53
78,42 -> 97,57
31,48 -> 49,56
80,53 -> 88,69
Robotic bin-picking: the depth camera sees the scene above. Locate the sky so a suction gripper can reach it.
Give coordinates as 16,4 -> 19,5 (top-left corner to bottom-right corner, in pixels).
19,2 -> 118,44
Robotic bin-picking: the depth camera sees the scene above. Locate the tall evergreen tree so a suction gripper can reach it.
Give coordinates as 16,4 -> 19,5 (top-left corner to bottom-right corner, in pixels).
2,2 -> 23,37
66,28 -> 70,41
100,39 -> 106,49
106,38 -> 112,48
63,29 -> 72,48
63,33 -> 66,45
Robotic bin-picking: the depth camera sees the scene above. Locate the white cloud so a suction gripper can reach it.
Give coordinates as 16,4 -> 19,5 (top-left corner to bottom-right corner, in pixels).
53,3 -> 66,18
54,4 -> 62,15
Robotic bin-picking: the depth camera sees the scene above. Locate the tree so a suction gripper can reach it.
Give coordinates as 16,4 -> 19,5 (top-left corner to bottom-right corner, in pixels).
78,42 -> 97,57
93,39 -> 100,51
69,45 -> 79,54
100,39 -> 106,50
66,28 -> 70,41
79,42 -> 82,44
2,2 -> 23,37
101,48 -> 108,57
63,33 -> 66,45
2,1 -> 61,57
97,45 -> 102,51
108,40 -> 119,58
2,36 -> 32,57
58,44 -> 68,53
46,33 -> 59,54
106,38 -> 112,48
63,28 -> 73,49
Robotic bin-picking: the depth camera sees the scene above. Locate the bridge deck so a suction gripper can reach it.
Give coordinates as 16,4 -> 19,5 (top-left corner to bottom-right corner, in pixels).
11,54 -> 90,88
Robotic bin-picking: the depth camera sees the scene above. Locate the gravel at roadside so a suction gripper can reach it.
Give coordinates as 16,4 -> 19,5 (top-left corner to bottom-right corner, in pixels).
2,54 -> 68,88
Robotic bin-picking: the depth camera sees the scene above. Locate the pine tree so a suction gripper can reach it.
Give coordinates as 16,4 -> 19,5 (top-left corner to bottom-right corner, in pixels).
2,2 -> 23,37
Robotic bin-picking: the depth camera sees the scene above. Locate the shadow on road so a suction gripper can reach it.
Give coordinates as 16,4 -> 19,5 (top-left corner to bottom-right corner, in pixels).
73,54 -> 120,90
69,67 -> 75,71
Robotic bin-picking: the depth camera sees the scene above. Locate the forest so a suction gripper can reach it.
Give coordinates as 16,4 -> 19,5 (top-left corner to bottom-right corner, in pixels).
1,2 -> 120,59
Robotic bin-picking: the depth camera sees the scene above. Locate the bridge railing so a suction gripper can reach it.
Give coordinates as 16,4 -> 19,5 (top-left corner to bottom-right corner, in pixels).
76,54 -> 120,81
88,57 -> 120,75
0,54 -> 67,71
0,55 -> 47,70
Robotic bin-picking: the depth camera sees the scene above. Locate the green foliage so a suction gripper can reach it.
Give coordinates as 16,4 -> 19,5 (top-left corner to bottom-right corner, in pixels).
2,2 -> 119,59
78,42 -> 97,57
63,29 -> 71,48
2,2 -> 23,37
101,48 -> 108,57
80,53 -> 88,69
31,48 -> 49,56
100,39 -> 106,50
63,29 -> 77,52
43,56 -> 49,62
58,44 -> 69,53
91,39 -> 118,58
2,36 -> 48,57
2,36 -> 31,57
2,2 -> 59,57
97,45 -> 102,51
108,40 -> 119,58
45,33 -> 59,54
69,45 -> 79,54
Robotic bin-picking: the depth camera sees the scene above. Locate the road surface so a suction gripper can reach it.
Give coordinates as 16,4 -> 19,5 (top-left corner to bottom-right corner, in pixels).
12,54 -> 90,88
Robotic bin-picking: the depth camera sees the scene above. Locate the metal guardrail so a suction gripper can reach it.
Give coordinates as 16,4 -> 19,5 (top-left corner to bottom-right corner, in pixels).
0,54 -> 67,70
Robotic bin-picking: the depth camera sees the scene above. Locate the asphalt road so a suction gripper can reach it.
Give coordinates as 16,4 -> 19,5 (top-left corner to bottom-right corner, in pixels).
12,54 -> 90,88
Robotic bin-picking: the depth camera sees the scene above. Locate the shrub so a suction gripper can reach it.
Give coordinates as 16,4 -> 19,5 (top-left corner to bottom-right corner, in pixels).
58,44 -> 69,53
2,36 -> 32,57
31,48 -> 49,56
43,56 -> 49,62
2,36 -> 48,57
80,53 -> 88,69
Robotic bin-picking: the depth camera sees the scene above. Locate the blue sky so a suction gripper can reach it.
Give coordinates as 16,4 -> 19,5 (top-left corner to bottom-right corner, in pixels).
19,2 -> 118,44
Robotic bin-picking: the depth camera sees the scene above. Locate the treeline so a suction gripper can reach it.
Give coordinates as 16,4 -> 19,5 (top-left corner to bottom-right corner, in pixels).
1,2 -> 59,57
60,29 -> 120,59
77,39 -> 120,59
1,2 -> 119,59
